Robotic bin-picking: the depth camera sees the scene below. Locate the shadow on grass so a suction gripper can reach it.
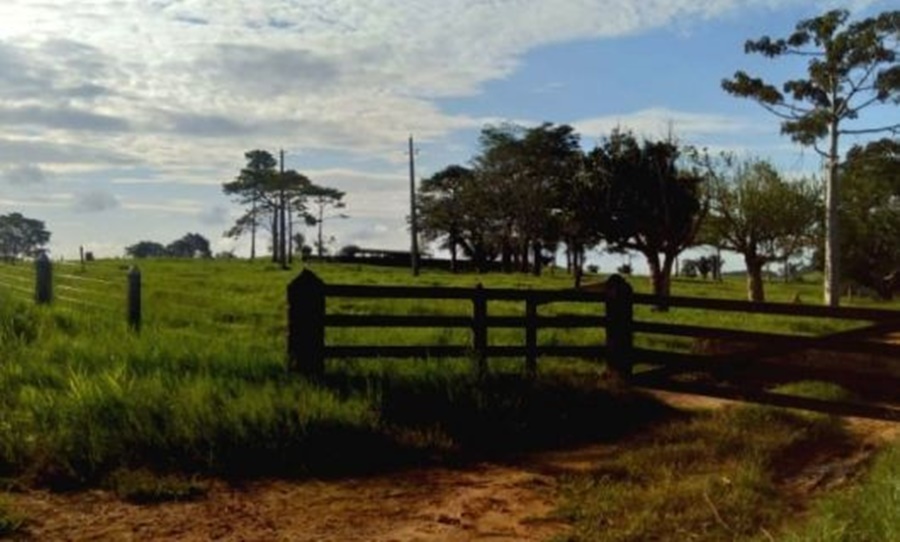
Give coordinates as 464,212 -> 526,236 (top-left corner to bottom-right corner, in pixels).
325,372 -> 681,463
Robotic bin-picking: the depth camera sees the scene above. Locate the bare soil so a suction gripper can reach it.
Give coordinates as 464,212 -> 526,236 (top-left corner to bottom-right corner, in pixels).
7,392 -> 898,542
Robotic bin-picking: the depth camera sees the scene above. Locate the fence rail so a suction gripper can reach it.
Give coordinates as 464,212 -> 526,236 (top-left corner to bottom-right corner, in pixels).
287,270 -> 900,418
287,270 -> 630,378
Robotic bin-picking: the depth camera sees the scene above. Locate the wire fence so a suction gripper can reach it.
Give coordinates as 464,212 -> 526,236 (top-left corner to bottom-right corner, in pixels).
0,258 -> 281,342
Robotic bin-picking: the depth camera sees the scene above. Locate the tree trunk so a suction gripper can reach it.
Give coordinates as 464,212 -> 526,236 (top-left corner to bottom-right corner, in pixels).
646,253 -> 671,311
288,212 -> 293,264
532,240 -> 542,277
250,199 -> 257,260
745,256 -> 766,302
317,207 -> 324,258
824,113 -> 841,306
271,214 -> 279,262
450,241 -> 457,273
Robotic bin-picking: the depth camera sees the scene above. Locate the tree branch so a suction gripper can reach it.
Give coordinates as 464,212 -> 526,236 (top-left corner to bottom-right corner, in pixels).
840,123 -> 900,135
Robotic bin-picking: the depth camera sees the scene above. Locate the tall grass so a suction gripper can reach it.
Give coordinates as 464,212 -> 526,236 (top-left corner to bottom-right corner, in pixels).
0,259 -> 896,539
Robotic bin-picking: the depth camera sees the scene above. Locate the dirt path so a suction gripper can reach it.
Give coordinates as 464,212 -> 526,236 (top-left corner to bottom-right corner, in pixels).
8,392 -> 898,541
12,462 -> 566,542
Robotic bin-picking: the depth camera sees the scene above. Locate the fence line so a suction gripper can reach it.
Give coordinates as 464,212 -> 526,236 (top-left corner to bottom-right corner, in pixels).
56,272 -> 115,286
285,270 -> 900,419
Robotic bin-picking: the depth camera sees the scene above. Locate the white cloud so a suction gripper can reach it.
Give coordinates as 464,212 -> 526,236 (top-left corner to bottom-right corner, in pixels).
573,107 -> 765,142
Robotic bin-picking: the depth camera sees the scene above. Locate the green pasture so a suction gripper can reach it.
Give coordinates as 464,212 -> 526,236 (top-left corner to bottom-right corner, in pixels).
0,258 -> 896,540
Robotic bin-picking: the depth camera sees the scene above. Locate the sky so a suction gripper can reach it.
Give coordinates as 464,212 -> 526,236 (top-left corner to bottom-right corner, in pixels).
0,0 -> 896,272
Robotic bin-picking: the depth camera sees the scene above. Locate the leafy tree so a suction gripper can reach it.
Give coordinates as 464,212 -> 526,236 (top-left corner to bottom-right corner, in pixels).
304,184 -> 346,258
587,130 -> 707,303
223,150 -> 316,266
166,233 -> 211,258
839,138 -> 900,298
722,9 -> 899,305
0,213 -> 51,261
223,150 -> 277,260
418,165 -> 477,273
706,159 -> 821,301
125,241 -> 167,259
472,123 -> 581,276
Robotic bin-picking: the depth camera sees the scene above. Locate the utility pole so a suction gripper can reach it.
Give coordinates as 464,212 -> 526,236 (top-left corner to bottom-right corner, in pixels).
409,135 -> 419,277
279,149 -> 288,269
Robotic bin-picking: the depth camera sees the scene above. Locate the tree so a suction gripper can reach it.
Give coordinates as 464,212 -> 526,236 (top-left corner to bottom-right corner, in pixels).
706,159 -> 821,301
166,233 -> 212,258
305,184 -> 346,258
223,150 -> 277,260
839,138 -> 900,298
0,213 -> 51,261
587,130 -> 707,303
418,165 -> 476,273
722,9 -> 899,306
223,150 -> 316,266
124,241 -> 167,259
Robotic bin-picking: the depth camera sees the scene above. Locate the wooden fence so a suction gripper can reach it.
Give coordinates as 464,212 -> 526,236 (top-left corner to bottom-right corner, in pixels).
286,270 -> 900,419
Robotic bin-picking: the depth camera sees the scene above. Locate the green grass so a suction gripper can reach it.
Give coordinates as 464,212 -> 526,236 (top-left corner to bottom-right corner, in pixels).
0,258 -> 897,540
553,406 -> 853,542
780,442 -> 900,542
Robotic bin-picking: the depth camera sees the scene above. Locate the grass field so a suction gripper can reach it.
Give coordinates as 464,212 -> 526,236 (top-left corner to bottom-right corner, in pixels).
0,258 -> 896,540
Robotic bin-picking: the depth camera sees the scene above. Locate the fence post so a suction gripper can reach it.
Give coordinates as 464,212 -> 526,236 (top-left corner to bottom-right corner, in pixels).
472,283 -> 487,376
604,274 -> 634,382
128,266 -> 141,332
34,252 -> 52,304
287,269 -> 326,377
525,293 -> 537,378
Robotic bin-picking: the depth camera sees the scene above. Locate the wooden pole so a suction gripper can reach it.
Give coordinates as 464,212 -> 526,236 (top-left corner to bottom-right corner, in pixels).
604,274 -> 634,382
472,283 -> 487,376
287,269 -> 326,376
525,294 -> 537,377
409,135 -> 419,277
34,252 -> 52,304
128,266 -> 141,332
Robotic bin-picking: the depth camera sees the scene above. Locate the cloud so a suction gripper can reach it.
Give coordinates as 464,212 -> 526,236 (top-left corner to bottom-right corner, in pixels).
0,105 -> 130,132
199,205 -> 229,225
74,190 -> 120,213
0,138 -> 137,166
573,108 -> 765,142
199,44 -> 341,97
1,164 -> 48,185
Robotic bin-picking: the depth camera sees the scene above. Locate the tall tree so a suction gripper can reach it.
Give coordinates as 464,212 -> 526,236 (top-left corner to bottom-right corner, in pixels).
722,9 -> 899,306
124,241 -> 167,259
588,130 -> 707,303
418,165 -> 474,273
223,150 -> 277,260
472,123 -> 581,275
0,213 -> 51,262
305,184 -> 346,258
706,159 -> 821,302
166,233 -> 212,258
839,138 -> 900,298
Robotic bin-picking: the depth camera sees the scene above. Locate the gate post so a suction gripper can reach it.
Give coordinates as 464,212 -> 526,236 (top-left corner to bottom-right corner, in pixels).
127,266 -> 141,332
525,293 -> 537,378
287,269 -> 326,377
604,274 -> 633,381
35,252 -> 52,305
472,283 -> 487,376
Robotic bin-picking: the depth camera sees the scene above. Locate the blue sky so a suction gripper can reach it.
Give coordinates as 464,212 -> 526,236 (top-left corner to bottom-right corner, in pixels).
0,1 -> 895,271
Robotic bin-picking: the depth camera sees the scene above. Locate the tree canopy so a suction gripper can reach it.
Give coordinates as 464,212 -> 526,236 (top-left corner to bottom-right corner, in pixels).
705,158 -> 821,301
0,213 -> 51,262
586,130 -> 708,299
722,8 -> 900,305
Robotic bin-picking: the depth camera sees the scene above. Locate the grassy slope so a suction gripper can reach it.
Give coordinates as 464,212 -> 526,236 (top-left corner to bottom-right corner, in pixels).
0,259 -> 896,540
